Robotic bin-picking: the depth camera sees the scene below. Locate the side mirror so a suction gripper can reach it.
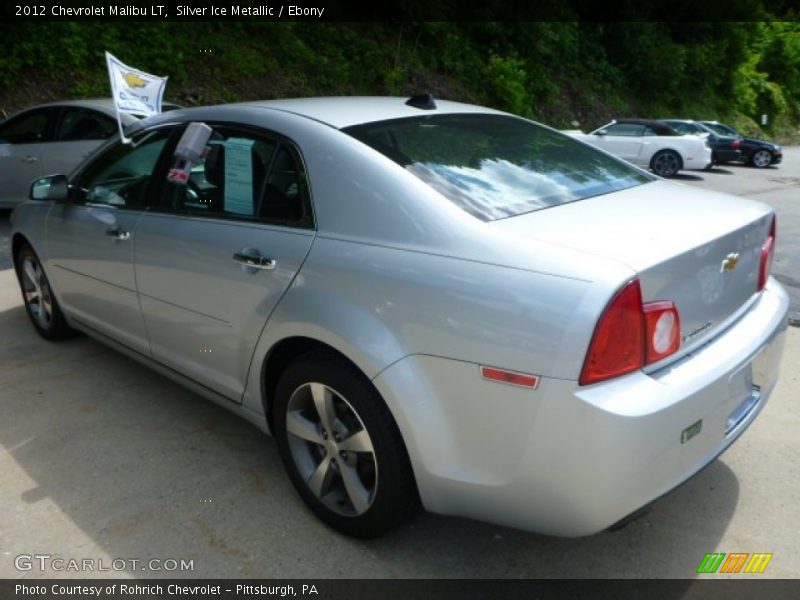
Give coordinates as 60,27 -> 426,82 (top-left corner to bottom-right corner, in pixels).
595,130 -> 608,136
30,174 -> 69,202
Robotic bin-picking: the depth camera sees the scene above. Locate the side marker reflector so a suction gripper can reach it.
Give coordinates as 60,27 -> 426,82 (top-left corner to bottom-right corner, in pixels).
481,366 -> 539,389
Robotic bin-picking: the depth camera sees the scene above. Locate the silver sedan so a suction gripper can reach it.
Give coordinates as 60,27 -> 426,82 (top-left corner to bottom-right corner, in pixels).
0,99 -> 179,208
10,96 -> 789,538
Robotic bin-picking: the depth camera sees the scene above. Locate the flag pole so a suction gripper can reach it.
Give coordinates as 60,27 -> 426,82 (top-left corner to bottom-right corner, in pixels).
106,52 -> 132,144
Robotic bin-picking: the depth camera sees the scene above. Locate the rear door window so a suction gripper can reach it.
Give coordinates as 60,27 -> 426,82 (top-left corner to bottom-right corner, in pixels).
158,127 -> 313,228
57,108 -> 117,141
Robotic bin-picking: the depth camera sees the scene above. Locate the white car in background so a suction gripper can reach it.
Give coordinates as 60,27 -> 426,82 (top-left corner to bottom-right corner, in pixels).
567,119 -> 712,177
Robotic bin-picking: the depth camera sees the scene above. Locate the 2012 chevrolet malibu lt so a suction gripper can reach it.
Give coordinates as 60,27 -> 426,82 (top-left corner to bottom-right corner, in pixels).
10,96 -> 788,538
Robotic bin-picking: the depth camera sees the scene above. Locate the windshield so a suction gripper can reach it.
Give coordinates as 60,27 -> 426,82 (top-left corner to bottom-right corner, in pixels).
343,114 -> 653,221
703,122 -> 737,136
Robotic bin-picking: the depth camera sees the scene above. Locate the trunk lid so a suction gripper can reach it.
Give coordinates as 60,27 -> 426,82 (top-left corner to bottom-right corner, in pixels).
490,180 -> 774,353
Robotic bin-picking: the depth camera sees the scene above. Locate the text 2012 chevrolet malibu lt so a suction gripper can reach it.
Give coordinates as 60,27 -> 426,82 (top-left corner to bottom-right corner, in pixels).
11,96 -> 788,537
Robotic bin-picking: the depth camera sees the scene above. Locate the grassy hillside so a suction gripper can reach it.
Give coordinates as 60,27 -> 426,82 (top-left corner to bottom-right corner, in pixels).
1,21 -> 799,142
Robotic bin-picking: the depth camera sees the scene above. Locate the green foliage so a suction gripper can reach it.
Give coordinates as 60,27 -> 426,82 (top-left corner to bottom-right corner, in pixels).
0,20 -> 798,140
485,55 -> 530,117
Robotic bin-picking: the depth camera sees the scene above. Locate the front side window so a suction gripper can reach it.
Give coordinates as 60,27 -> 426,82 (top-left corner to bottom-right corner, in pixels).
0,109 -> 54,144
73,130 -> 171,208
603,123 -> 645,137
344,114 -> 652,221
57,108 -> 117,141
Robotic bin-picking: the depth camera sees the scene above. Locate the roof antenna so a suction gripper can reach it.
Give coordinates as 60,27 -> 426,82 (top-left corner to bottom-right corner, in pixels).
406,93 -> 437,110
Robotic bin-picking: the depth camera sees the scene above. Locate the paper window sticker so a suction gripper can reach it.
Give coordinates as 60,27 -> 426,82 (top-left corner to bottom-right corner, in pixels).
224,138 -> 256,215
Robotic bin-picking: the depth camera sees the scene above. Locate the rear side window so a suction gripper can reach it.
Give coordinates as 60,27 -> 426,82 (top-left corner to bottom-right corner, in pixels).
705,122 -> 737,136
58,108 -> 117,141
667,122 -> 698,135
344,114 -> 652,221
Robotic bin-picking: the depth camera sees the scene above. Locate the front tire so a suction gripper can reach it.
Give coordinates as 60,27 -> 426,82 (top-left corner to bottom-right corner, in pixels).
14,243 -> 74,341
751,149 -> 772,168
273,351 -> 418,538
650,150 -> 682,177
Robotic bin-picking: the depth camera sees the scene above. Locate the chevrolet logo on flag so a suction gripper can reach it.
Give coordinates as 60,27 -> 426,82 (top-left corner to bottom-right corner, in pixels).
696,552 -> 773,574
123,72 -> 149,88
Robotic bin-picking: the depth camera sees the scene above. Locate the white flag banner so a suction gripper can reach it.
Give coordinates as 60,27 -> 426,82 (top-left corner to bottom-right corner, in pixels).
105,51 -> 168,143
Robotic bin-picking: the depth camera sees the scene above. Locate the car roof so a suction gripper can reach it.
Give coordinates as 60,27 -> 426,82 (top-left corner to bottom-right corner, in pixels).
234,96 -> 506,129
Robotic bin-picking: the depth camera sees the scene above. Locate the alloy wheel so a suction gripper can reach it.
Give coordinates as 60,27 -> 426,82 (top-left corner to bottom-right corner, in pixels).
285,382 -> 377,516
653,152 -> 680,177
21,256 -> 54,330
752,150 -> 772,168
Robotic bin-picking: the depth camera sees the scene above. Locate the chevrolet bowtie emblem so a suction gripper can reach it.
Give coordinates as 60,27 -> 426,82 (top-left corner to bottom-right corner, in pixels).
721,252 -> 740,273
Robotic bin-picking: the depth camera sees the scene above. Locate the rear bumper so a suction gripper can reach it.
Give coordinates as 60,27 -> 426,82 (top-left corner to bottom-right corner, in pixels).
683,147 -> 714,171
373,279 -> 789,536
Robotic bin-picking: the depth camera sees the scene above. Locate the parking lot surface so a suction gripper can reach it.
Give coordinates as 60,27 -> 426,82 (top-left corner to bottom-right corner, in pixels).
0,155 -> 798,579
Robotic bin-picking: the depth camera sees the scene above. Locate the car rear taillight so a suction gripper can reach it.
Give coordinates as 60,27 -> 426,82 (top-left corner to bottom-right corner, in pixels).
580,279 -> 645,385
731,139 -> 741,149
580,278 -> 682,386
643,301 -> 681,363
758,216 -> 776,292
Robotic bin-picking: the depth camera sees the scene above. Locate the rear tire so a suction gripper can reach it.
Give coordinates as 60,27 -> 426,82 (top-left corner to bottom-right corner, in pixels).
273,351 -> 418,538
650,150 -> 682,177
14,243 -> 74,341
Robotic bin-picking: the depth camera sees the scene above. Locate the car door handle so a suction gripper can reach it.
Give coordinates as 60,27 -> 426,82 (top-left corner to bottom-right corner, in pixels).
105,228 -> 130,241
232,252 -> 276,270
22,155 -> 38,163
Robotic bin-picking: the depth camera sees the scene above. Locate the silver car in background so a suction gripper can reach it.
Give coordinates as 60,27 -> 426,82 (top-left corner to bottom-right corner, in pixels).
10,96 -> 788,538
0,99 -> 179,208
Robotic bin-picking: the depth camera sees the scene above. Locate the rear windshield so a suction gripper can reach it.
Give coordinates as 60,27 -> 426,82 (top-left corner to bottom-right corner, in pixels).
344,114 -> 652,221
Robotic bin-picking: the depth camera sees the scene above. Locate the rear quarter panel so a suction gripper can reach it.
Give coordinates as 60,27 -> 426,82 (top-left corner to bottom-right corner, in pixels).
242,236 -> 634,421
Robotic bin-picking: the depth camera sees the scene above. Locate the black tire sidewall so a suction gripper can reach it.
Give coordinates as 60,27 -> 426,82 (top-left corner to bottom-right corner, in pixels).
273,352 -> 417,538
